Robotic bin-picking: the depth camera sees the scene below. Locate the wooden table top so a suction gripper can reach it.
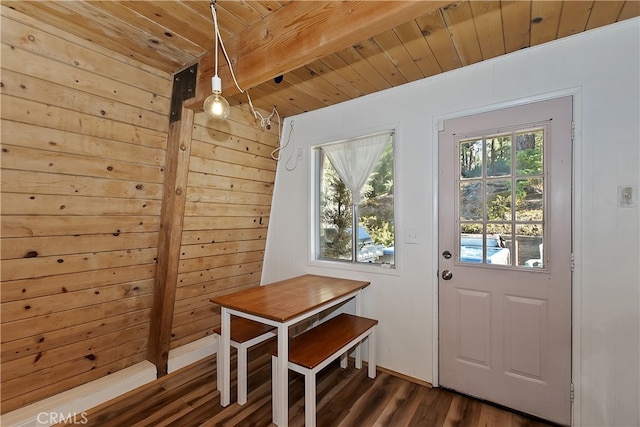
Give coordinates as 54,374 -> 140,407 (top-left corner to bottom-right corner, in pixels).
210,274 -> 370,322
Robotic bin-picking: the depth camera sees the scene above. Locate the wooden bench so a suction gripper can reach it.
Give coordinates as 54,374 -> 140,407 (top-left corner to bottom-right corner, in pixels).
271,313 -> 378,426
213,317 -> 276,405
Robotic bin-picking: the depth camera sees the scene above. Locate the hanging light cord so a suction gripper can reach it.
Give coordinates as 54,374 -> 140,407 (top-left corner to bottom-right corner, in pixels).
283,120 -> 299,171
209,1 -> 283,160
213,2 -> 219,82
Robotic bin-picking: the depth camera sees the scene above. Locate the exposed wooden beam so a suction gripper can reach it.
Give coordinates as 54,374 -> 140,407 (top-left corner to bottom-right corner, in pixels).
147,105 -> 193,376
186,0 -> 451,110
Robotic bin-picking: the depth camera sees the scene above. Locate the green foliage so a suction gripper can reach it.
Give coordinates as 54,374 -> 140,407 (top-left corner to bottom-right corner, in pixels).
321,162 -> 352,259
463,165 -> 482,178
369,220 -> 395,247
486,159 -> 511,176
516,148 -> 543,175
488,194 -> 511,220
461,223 -> 483,234
361,193 -> 395,247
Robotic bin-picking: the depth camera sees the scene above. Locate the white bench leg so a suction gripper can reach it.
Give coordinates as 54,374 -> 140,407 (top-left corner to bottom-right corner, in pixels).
271,321 -> 377,427
237,343 -> 248,405
304,370 -> 316,427
340,352 -> 348,369
368,329 -> 376,379
216,338 -> 222,392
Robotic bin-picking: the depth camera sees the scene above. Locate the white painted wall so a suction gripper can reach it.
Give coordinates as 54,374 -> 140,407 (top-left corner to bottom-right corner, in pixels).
263,19 -> 640,427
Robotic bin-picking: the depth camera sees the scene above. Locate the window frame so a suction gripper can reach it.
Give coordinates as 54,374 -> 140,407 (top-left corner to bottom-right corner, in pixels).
310,132 -> 399,275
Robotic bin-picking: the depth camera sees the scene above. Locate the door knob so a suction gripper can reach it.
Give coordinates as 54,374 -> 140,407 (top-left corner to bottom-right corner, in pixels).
441,270 -> 453,280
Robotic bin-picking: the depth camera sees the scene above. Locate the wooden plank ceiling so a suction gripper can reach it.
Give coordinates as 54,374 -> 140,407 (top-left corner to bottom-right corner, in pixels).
5,1 -> 638,119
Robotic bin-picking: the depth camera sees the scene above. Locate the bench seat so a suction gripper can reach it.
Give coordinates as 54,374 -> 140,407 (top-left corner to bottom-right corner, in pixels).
271,313 -> 378,426
214,317 -> 276,405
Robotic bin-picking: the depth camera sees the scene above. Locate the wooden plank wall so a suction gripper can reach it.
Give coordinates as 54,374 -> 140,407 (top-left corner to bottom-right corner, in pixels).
0,6 -> 171,412
0,5 -> 280,414
170,110 -> 278,349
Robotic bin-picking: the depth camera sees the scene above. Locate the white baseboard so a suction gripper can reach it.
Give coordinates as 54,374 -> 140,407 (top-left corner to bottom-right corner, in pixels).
167,335 -> 218,374
1,361 -> 156,427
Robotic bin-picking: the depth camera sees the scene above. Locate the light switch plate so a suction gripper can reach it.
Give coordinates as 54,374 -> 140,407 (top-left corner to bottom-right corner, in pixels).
405,227 -> 420,244
618,185 -> 637,207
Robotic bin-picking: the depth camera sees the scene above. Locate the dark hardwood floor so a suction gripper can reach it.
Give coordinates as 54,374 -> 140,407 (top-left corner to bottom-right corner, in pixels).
63,343 -> 556,427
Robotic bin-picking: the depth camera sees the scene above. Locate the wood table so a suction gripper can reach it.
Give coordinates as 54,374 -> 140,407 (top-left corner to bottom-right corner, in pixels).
210,274 -> 371,426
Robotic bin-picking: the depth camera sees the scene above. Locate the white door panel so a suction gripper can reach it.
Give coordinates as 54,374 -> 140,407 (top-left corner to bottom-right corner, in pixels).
438,97 -> 572,425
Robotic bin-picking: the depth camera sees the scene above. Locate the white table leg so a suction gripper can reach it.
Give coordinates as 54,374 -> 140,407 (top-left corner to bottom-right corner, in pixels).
304,371 -> 316,427
275,323 -> 289,426
368,329 -> 377,379
219,308 -> 231,407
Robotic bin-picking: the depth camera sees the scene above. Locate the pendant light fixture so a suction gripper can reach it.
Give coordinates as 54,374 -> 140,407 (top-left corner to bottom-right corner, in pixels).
202,0 -> 285,162
204,0 -> 230,121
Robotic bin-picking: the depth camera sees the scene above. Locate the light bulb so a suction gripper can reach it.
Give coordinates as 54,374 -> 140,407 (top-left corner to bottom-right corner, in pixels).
204,75 -> 230,121
204,93 -> 230,121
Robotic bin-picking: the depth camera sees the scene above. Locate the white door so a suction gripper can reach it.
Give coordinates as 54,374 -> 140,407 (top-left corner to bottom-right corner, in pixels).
438,97 -> 573,425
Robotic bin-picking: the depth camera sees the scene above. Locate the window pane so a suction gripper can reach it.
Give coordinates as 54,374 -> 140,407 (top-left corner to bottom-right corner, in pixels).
515,178 -> 544,222
459,224 -> 482,264
487,224 -> 512,266
486,180 -> 512,221
359,139 -> 394,265
486,134 -> 511,177
460,181 -> 483,221
516,129 -> 543,176
517,224 -> 544,268
460,139 -> 483,178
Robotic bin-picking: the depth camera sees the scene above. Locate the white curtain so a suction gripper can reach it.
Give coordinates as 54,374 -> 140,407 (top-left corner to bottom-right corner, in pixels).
322,132 -> 392,205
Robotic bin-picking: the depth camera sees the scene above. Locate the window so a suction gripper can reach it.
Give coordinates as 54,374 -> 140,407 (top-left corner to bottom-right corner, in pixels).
314,131 -> 395,267
458,126 -> 546,268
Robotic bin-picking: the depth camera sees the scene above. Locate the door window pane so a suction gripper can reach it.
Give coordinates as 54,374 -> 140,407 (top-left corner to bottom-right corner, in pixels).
460,139 -> 483,178
515,178 -> 544,222
459,227 -> 483,264
517,225 -> 543,268
486,180 -> 512,221
460,181 -> 483,221
516,129 -> 543,175
486,134 -> 511,177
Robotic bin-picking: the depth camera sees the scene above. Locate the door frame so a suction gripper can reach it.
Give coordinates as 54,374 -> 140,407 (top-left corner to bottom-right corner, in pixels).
430,88 -> 583,426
